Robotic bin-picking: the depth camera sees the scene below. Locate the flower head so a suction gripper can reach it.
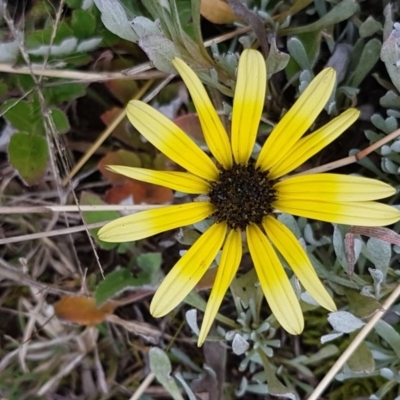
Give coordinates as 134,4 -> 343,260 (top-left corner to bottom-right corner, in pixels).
99,49 -> 399,346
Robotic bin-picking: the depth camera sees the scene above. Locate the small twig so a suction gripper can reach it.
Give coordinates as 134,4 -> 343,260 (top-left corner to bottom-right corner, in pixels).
0,63 -> 166,82
308,282 -> 400,400
61,79 -> 154,186
129,373 -> 156,400
294,127 -> 400,176
0,26 -> 251,82
62,73 -> 175,186
39,0 -> 65,84
0,221 -> 108,245
0,205 -> 162,214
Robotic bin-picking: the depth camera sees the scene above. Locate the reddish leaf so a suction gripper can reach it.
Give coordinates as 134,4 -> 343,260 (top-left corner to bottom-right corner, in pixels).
173,113 -> 205,143
349,226 -> 400,246
105,80 -> 139,104
105,179 -> 173,205
344,232 -> 356,277
98,149 -> 142,183
54,296 -> 116,325
100,107 -> 146,149
196,267 -> 218,291
100,107 -> 127,140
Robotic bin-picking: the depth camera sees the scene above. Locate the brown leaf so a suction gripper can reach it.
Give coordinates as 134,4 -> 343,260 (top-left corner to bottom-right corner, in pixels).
105,180 -> 173,205
196,267 -> 218,291
227,0 -> 269,57
100,107 -> 127,141
98,150 -> 142,183
104,80 -> 139,104
200,0 -> 240,24
54,296 -> 116,325
191,342 -> 226,400
349,226 -> 400,246
173,113 -> 205,143
344,232 -> 356,277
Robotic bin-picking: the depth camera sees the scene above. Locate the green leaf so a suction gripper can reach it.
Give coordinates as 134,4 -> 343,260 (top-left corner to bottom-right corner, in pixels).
380,91 -> 400,110
176,0 -> 194,38
8,133 -> 49,185
80,191 -> 120,250
287,37 -> 312,71
2,99 -> 45,136
138,35 -> 180,74
359,16 -> 382,38
366,238 -> 391,279
93,0 -> 139,42
41,82 -> 86,105
371,113 -> 390,133
0,81 -> 7,97
72,9 -> 96,38
230,269 -> 264,313
374,320 -> 400,359
280,0 -> 358,35
303,344 -> 338,365
275,0 -> 313,22
333,225 -> 348,271
51,108 -> 70,134
266,37 -> 290,78
149,348 -> 185,400
189,0 -> 212,63
25,22 -> 74,49
65,0 -> 83,8
346,290 -> 382,319
95,268 -> 140,306
0,38 -> 19,63
328,311 -> 365,333
381,19 -> 400,93
348,341 -> 375,373
257,350 -> 296,399
347,38 -> 381,87
137,252 -> 162,272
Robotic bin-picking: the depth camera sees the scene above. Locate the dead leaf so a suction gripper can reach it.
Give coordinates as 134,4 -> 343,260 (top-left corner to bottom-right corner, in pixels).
173,113 -> 205,143
54,296 -> 116,325
200,0 -> 240,24
98,149 -> 142,183
196,268 -> 218,291
105,179 -> 173,205
227,0 -> 269,57
344,232 -> 356,277
100,107 -> 126,141
191,342 -> 226,400
106,314 -> 161,344
105,80 -> 139,104
349,226 -> 400,246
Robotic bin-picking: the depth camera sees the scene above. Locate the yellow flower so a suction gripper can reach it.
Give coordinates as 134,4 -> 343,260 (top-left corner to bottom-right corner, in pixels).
98,49 -> 399,346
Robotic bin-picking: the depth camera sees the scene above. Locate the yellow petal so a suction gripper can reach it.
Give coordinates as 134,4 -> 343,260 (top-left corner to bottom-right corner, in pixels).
246,224 -> 304,334
270,108 -> 360,178
98,202 -> 214,242
150,222 -> 228,317
172,58 -> 232,169
198,229 -> 242,346
275,173 -> 396,202
275,199 -> 400,226
257,68 -> 336,172
231,49 -> 266,164
126,100 -> 218,181
106,165 -> 210,194
263,216 -> 336,311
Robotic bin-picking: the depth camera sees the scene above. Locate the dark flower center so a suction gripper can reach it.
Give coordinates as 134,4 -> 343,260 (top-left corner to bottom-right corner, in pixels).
208,163 -> 277,230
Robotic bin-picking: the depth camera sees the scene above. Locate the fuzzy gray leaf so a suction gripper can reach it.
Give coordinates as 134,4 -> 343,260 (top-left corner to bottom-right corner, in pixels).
138,35 -> 180,74
93,0 -> 138,42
